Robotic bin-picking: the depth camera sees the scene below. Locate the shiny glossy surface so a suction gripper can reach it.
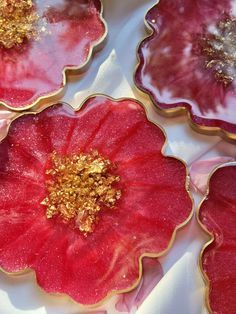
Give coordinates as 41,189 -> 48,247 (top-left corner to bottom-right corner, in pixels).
0,0 -> 106,110
199,165 -> 236,314
0,96 -> 192,305
135,0 -> 236,136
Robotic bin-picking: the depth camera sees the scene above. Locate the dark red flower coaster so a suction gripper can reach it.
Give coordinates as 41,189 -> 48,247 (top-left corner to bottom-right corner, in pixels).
198,163 -> 236,314
135,0 -> 236,140
0,95 -> 193,306
0,0 -> 106,111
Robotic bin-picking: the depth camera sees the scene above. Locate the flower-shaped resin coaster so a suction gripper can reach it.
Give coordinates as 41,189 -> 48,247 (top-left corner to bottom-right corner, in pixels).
135,0 -> 236,140
0,95 -> 193,306
0,0 -> 107,111
198,163 -> 236,314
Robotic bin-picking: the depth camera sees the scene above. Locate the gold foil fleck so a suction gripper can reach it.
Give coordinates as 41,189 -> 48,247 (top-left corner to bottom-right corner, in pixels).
0,0 -> 43,49
201,18 -> 236,86
42,151 -> 121,235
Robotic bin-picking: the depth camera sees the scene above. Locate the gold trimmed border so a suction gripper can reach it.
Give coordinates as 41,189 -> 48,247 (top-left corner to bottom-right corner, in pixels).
134,0 -> 236,143
0,1 -> 108,112
196,161 -> 236,314
0,94 -> 194,309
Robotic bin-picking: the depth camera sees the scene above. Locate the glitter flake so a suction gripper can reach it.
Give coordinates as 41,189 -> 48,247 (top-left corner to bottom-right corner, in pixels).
42,150 -> 121,234
0,0 -> 41,49
201,17 -> 236,86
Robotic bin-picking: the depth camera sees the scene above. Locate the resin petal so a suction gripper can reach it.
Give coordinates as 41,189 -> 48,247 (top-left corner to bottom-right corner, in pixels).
0,96 -> 193,306
135,0 -> 236,139
0,0 -> 106,110
198,164 -> 236,314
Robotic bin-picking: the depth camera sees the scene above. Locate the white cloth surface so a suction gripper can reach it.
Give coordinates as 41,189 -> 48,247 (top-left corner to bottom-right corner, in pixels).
1,1 -> 236,314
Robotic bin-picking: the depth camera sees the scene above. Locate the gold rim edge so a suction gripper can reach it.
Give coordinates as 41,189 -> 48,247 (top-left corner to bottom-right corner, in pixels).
134,0 -> 236,143
196,161 -> 236,314
0,93 -> 195,309
0,0 -> 108,113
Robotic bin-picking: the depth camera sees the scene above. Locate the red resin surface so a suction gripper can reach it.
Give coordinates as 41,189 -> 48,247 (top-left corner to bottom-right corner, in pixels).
0,96 -> 192,305
135,0 -> 236,136
199,165 -> 236,314
0,0 -> 106,110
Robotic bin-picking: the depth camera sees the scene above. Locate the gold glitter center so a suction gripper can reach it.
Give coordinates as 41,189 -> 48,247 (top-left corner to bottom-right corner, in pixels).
0,0 -> 40,49
201,17 -> 236,86
42,151 -> 121,235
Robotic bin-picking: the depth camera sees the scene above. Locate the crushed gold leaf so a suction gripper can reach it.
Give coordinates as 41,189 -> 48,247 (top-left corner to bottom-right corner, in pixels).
201,17 -> 236,86
0,0 -> 44,49
42,151 -> 121,235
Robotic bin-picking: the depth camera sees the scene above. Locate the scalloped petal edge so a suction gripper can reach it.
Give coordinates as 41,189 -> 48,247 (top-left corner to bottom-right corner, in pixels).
134,1 -> 236,143
0,94 -> 194,308
0,1 -> 108,112
197,161 -> 236,314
